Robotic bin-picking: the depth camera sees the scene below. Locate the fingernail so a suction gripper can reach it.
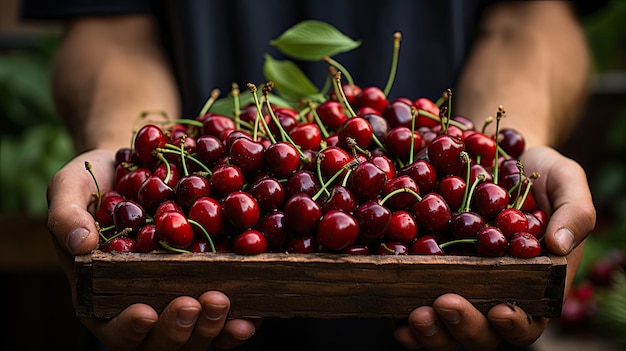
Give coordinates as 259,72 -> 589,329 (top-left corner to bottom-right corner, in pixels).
132,317 -> 156,333
204,303 -> 228,320
437,308 -> 460,324
411,321 -> 438,337
67,227 -> 90,253
555,228 -> 574,253
177,307 -> 201,327
234,331 -> 255,341
490,317 -> 514,331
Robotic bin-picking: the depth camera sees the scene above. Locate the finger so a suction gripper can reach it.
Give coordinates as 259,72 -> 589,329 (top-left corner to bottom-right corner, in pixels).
211,318 -> 258,350
432,294 -> 501,351
392,319 -> 423,349
140,297 -> 202,351
407,306 -> 459,351
487,303 -> 549,346
182,291 -> 230,350
82,303 -> 158,351
46,150 -> 116,256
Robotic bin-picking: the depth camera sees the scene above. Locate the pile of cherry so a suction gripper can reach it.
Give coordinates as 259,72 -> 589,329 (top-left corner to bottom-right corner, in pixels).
90,82 -> 548,259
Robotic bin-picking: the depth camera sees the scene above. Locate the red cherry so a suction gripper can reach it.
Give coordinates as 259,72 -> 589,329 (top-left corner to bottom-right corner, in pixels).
247,176 -> 285,213
137,176 -> 174,215
508,232 -> 542,258
448,211 -> 485,239
410,193 -> 451,235
285,235 -> 318,254
289,123 -> 322,151
221,191 -> 260,230
113,199 -> 147,235
174,174 -> 212,211
284,170 -> 321,199
257,211 -> 290,250
413,97 -> 440,128
116,167 -> 151,201
399,159 -> 437,195
337,116 -> 374,151
195,135 -> 227,168
437,175 -> 466,213
283,193 -> 322,236
95,192 -> 124,228
232,229 -> 267,255
370,155 -> 396,182
494,208 -> 529,239
376,241 -> 409,255
202,114 -> 236,137
363,113 -> 391,142
385,210 -> 418,243
322,185 -> 358,214
427,134 -> 465,176
409,235 -> 444,255
101,236 -> 137,253
340,244 -> 371,255
464,132 -> 497,167
472,182 -> 510,219
210,164 -> 245,198
155,211 -> 194,249
152,162 -> 180,188
354,200 -> 391,244
316,100 -> 347,131
498,128 -> 525,159
353,86 -> 389,113
136,223 -> 160,253
476,226 -> 508,257
134,124 -> 167,166
385,126 -> 423,161
317,146 -> 351,180
229,137 -> 266,175
265,142 -> 301,178
381,175 -> 420,211
188,197 -> 224,238
383,98 -> 414,128
347,161 -> 387,202
316,210 -> 359,251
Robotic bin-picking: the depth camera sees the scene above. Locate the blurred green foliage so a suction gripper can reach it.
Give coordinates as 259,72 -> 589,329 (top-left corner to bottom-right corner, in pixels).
0,35 -> 74,219
583,0 -> 626,72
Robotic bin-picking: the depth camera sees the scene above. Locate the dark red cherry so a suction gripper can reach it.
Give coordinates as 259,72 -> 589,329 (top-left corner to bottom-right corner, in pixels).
476,226 -> 508,257
247,176 -> 285,213
353,86 -> 389,113
285,235 -> 318,254
385,126 -> 423,161
289,123 -> 322,151
337,116 -> 374,151
354,200 -> 391,244
448,211 -> 485,239
154,200 -> 185,221
383,98 -> 413,128
322,185 -> 358,214
409,193 -> 451,235
232,229 -> 267,255
330,83 -> 362,104
399,159 -> 437,195
222,191 -> 260,230
284,170 -> 320,199
317,146 -> 351,180
113,199 -> 147,235
188,196 -> 224,238
370,155 -> 396,182
210,164 -> 245,199
409,235 -> 444,255
174,174 -> 212,211
95,192 -> 124,228
137,176 -> 174,215
494,208 -> 529,239
363,113 -> 391,142
472,182 -> 510,219
438,175 -> 466,213
257,211 -> 289,249
376,241 -> 409,255
427,134 -> 465,176
316,210 -> 359,251
464,132 -> 497,167
265,141 -> 301,178
282,193 -> 322,236
526,210 -> 548,238
508,232 -> 542,258
116,167 -> 151,201
101,236 -> 137,253
155,211 -> 194,249
316,100 -> 347,131
381,175 -> 420,211
152,162 -> 180,188
135,223 -> 160,253
347,161 -> 387,202
134,124 -> 167,166
498,128 -> 525,159
385,210 -> 418,243
196,135 -> 227,168
202,114 -> 236,137
340,244 -> 371,255
229,137 -> 265,175
413,97 -> 440,129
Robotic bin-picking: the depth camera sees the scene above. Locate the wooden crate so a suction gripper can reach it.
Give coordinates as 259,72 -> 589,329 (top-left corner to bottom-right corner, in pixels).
75,251 -> 566,319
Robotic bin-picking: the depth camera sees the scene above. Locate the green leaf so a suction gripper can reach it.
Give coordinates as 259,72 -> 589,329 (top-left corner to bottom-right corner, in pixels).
263,54 -> 320,103
209,88 -> 295,117
270,20 -> 361,61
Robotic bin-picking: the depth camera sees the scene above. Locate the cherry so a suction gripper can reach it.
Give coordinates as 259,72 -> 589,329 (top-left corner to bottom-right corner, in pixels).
317,146 -> 351,180
101,236 -> 137,253
370,155 -> 396,182
451,115 -> 475,131
155,211 -> 194,249
154,200 -> 185,221
337,116 -> 374,151
95,192 -> 124,228
322,185 -> 358,214
115,147 -> 133,165
347,161 -> 387,202
135,223 -> 160,253
363,113 -> 391,142
188,196 -> 224,238
137,176 -> 175,215
448,211 -> 485,239
376,241 -> 409,255
221,191 -> 260,230
202,114 -> 236,137
526,210 -> 548,238
410,193 -> 451,235
265,141 -> 301,178
330,83 -> 362,104
134,124 -> 167,166
282,193 -> 322,236
195,135 -> 227,168
257,211 -> 289,249
354,200 -> 391,244
437,175 -> 466,213
353,86 -> 389,114
152,162 -> 181,188
399,159 -> 437,195
476,226 -> 508,257
385,210 -> 418,243
508,232 -> 542,258
464,132 -> 497,167
316,100 -> 347,131
383,98 -> 414,128
288,122 -> 322,151
409,235 -> 444,255
229,136 -> 266,175
232,229 -> 267,255
247,176 -> 285,213
494,208 -> 529,239
340,244 -> 371,255
174,174 -> 212,211
116,167 -> 151,201
188,238 -> 215,253
498,128 -> 525,159
113,199 -> 147,235
413,97 -> 440,128
381,175 -> 420,211
316,210 -> 359,251
427,134 -> 465,176
284,170 -> 320,199
471,182 -> 510,219
210,164 -> 245,198
385,126 -> 422,161
286,235 -> 318,254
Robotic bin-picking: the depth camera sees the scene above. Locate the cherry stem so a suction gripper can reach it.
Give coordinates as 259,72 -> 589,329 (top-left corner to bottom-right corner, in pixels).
346,137 -> 371,159
231,83 -> 242,130
188,218 -> 217,253
383,32 -> 402,97
418,109 -> 467,131
333,71 -> 358,118
435,89 -> 450,107
481,116 -> 493,134
198,89 -> 221,118
163,118 -> 203,128
159,240 -> 192,254
155,153 -> 172,185
157,146 -> 212,175
458,151 -> 472,212
179,135 -> 189,176
84,161 -> 102,214
101,227 -> 133,245
131,109 -> 170,148
439,238 -> 477,251
312,159 -> 360,202
97,224 -> 116,241
492,106 -> 505,185
324,56 -> 355,87
462,173 -> 486,213
409,106 -> 417,165
446,89 -> 453,128
308,100 -> 330,138
315,152 -> 331,197
379,187 -> 422,207
379,242 -> 395,254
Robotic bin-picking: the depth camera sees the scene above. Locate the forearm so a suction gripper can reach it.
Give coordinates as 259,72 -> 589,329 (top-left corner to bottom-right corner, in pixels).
52,15 -> 180,152
455,1 -> 591,148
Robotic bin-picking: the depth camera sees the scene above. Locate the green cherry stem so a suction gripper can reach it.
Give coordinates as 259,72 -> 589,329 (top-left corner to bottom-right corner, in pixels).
379,187 -> 422,207
159,240 -> 192,253
312,159 -> 360,202
492,106 -> 506,185
188,218 -> 217,253
324,56 -> 356,87
84,161 -> 102,214
462,173 -> 486,213
383,32 -> 402,97
308,100 -> 330,139
231,83 -> 242,130
439,238 -> 477,251
156,153 -> 172,185
198,89 -> 221,118
409,106 -> 417,165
